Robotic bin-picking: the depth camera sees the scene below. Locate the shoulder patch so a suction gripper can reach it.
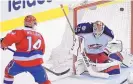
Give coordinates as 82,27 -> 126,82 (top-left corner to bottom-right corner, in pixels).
82,25 -> 86,31
75,22 -> 93,35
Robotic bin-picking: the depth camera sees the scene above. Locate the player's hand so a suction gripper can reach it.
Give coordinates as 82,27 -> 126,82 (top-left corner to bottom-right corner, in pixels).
0,42 -> 6,50
0,38 -> 7,50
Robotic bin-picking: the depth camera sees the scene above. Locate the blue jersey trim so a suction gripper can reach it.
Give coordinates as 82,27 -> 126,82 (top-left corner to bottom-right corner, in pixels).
4,80 -> 13,84
13,50 -> 43,57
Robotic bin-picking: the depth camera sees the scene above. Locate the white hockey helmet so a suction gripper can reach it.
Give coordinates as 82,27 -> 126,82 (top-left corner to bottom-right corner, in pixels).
93,21 -> 105,38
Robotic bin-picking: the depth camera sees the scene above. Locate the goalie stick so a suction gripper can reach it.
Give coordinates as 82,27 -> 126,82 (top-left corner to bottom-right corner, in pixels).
60,4 -> 109,78
7,47 -> 70,76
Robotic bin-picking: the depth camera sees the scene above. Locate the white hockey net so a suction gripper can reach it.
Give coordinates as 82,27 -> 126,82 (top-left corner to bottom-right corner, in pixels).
46,1 -> 132,74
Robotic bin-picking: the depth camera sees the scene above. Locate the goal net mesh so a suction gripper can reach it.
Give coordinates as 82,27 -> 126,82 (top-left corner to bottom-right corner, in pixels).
46,1 -> 132,74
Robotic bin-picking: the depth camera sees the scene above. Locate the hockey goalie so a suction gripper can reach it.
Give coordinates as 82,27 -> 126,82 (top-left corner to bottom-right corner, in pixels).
71,21 -> 133,78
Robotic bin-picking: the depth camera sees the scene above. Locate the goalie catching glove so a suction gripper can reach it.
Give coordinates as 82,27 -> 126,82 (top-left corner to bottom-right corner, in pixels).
109,52 -> 133,68
104,40 -> 133,67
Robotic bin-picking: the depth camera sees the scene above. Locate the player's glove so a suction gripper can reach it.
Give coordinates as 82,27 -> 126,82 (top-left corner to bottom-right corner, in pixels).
0,38 -> 7,50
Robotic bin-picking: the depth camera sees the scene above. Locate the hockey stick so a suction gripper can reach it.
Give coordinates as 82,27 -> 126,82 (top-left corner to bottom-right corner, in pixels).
6,47 -> 70,76
60,4 -> 76,44
60,4 -> 109,78
44,67 -> 70,76
120,79 -> 127,84
60,4 -> 75,36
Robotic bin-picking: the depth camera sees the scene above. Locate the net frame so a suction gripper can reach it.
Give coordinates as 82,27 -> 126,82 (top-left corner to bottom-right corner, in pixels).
73,1 -> 133,54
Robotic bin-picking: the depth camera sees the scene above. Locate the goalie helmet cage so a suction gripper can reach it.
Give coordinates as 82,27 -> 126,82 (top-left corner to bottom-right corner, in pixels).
47,1 -> 133,73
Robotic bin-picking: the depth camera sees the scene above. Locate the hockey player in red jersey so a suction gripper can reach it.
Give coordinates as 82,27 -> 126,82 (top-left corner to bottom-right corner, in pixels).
0,15 -> 51,84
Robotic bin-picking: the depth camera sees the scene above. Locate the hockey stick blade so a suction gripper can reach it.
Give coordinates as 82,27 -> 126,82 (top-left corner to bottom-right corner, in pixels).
44,67 -> 70,76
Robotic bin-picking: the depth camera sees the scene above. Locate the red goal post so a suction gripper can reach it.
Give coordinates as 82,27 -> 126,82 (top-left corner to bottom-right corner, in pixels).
131,1 -> 133,54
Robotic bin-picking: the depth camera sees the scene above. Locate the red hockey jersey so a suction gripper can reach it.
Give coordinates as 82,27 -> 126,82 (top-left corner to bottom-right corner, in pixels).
2,27 -> 45,67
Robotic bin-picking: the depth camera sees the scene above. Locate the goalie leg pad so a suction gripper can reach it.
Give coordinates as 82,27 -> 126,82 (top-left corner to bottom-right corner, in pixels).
90,60 -> 121,75
75,59 -> 86,75
102,64 -> 120,75
70,35 -> 80,56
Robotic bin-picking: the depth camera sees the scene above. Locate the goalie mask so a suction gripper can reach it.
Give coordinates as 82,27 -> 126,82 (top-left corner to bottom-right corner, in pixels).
24,15 -> 37,28
93,21 -> 105,38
